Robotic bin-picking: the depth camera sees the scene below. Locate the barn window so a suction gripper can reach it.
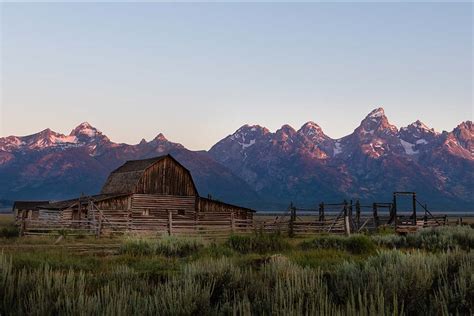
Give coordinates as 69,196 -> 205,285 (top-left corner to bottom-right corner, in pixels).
142,209 -> 150,216
177,210 -> 185,216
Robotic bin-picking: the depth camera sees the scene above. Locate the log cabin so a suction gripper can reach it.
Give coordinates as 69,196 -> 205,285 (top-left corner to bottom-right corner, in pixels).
17,155 -> 254,236
12,201 -> 50,222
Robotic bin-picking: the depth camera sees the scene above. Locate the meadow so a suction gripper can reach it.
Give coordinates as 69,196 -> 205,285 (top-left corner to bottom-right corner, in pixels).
0,214 -> 473,315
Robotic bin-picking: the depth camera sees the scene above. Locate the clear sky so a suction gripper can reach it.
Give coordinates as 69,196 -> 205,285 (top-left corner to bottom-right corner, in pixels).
1,2 -> 472,150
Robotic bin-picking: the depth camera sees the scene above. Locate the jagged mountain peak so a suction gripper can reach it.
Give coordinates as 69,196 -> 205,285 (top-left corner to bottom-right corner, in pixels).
450,120 -> 473,155
235,124 -> 270,134
404,120 -> 437,134
228,124 -> 270,145
153,133 -> 168,142
366,107 -> 386,119
297,121 -> 330,145
455,120 -> 473,132
299,121 -> 323,132
70,122 -> 100,137
357,107 -> 397,137
276,124 -> 296,135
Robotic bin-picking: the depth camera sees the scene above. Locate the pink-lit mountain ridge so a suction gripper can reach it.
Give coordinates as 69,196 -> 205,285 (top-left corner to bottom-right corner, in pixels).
0,108 -> 472,210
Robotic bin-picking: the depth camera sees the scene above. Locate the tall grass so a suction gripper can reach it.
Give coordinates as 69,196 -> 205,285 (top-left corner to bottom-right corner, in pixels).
226,232 -> 289,254
1,226 -> 472,314
119,236 -> 204,257
1,248 -> 472,315
300,234 -> 376,254
372,226 -> 474,251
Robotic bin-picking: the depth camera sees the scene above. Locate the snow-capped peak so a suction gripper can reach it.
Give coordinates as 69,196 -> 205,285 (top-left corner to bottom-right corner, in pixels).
299,121 -> 323,133
357,107 -> 397,137
366,107 -> 385,119
70,122 -> 99,138
404,120 -> 437,134
154,133 -> 168,141
298,121 -> 329,144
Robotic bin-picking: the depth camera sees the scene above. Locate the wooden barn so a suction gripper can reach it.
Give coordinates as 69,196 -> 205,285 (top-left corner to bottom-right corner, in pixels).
17,155 -> 254,237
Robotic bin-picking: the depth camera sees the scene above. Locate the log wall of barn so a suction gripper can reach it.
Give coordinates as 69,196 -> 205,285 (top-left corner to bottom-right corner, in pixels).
135,157 -> 197,196
96,196 -> 130,210
129,194 -> 197,233
197,198 -> 253,221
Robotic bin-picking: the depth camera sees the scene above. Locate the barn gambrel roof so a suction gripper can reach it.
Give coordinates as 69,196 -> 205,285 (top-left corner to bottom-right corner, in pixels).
100,155 -> 198,195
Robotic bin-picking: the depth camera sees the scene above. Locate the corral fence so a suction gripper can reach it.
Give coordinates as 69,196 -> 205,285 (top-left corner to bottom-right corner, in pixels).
20,203 -> 254,239
255,197 -> 448,236
20,192 -> 448,238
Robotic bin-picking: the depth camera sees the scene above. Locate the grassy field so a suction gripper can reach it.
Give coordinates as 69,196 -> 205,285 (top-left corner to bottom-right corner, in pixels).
1,213 -> 473,315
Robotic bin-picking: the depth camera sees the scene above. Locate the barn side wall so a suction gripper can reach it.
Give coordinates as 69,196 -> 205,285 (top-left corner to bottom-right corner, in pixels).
197,198 -> 253,221
135,157 -> 197,196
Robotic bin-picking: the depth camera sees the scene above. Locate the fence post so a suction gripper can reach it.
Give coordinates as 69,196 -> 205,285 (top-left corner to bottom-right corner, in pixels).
168,211 -> 173,236
97,209 -> 102,238
289,202 -> 296,238
20,218 -> 26,237
373,203 -> 379,229
343,200 -> 350,236
355,200 -> 361,230
319,202 -> 325,222
412,193 -> 417,226
127,196 -> 132,233
231,212 -> 235,233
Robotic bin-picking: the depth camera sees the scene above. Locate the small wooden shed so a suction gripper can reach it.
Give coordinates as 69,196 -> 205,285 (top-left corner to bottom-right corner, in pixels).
18,155 -> 254,236
12,201 -> 50,222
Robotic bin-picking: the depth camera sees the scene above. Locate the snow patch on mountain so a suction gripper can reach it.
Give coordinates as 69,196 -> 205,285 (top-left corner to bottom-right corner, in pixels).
239,139 -> 256,150
400,139 -> 418,155
333,141 -> 342,156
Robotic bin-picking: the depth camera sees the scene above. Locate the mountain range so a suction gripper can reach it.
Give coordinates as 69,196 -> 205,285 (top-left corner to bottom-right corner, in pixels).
1,108 -> 472,211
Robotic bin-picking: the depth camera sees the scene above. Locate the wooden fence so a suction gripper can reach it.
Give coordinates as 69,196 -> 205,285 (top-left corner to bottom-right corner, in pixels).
20,198 -> 448,238
21,209 -> 254,238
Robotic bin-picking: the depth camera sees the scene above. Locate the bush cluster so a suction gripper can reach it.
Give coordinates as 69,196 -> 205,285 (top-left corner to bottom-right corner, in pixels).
300,234 -> 376,254
226,232 -> 289,254
0,225 -> 19,238
119,236 -> 204,257
1,249 -> 472,315
372,226 -> 474,251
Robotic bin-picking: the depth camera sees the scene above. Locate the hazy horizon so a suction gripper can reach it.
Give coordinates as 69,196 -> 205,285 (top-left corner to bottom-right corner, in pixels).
1,2 -> 472,150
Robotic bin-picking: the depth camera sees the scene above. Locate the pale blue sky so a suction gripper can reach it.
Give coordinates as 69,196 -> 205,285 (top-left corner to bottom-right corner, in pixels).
1,2 -> 472,150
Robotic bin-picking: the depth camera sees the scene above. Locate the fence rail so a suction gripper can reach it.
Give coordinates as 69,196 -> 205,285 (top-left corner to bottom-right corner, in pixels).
20,199 -> 448,238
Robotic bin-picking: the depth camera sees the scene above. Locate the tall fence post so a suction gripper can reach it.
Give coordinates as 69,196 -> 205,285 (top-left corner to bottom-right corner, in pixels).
423,203 -> 428,227
343,200 -> 351,236
412,193 -> 417,226
392,193 -> 397,228
127,196 -> 132,233
373,203 -> 379,229
97,206 -> 102,238
319,202 -> 325,222
231,212 -> 235,234
168,211 -> 173,236
289,202 -> 296,238
20,218 -> 26,237
355,200 -> 361,230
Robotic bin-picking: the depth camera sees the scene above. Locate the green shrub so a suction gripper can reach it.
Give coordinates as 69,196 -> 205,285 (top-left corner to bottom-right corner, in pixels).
0,225 -> 19,238
344,235 -> 376,254
300,234 -> 376,254
226,233 -> 289,254
0,250 -> 472,315
119,236 -> 204,257
120,238 -> 155,256
159,236 -> 204,257
373,226 -> 474,251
